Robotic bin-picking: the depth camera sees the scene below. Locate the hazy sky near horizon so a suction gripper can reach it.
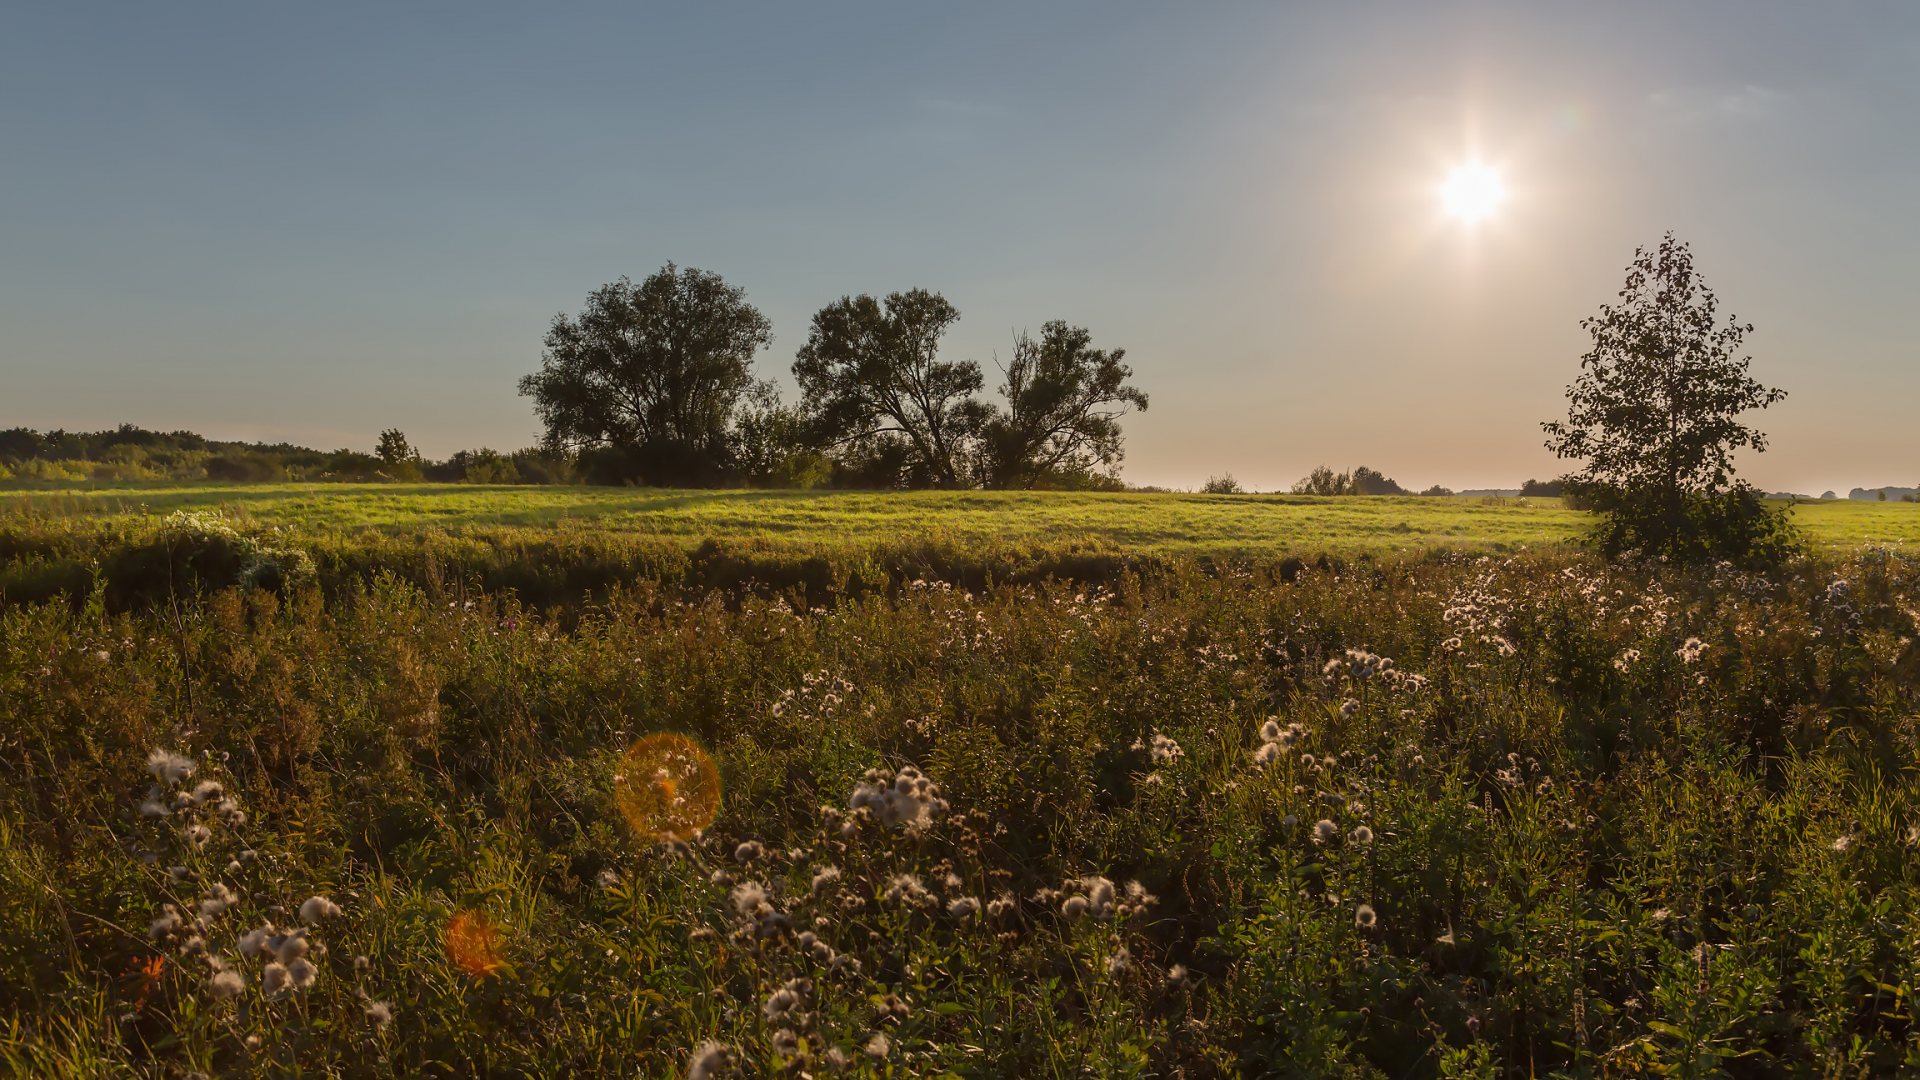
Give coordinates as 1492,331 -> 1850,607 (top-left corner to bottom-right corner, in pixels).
2,2 -> 1915,493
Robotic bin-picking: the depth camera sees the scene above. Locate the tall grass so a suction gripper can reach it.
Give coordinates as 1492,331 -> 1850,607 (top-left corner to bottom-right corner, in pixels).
1,536 -> 1918,1076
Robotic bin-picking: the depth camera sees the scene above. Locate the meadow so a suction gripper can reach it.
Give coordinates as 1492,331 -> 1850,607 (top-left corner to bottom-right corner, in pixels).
2,490 -> 1919,1077
5,482 -> 1919,556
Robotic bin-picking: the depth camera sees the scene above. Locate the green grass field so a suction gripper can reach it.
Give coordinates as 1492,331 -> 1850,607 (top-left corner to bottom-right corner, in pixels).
5,482 -> 1917,556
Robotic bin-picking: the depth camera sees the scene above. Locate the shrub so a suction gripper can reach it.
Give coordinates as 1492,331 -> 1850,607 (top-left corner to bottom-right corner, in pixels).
1201,474 -> 1244,494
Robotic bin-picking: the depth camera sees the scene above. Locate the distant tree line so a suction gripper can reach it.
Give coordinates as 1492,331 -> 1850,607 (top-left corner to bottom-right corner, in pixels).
517,266 -> 1149,489
0,424 -> 572,486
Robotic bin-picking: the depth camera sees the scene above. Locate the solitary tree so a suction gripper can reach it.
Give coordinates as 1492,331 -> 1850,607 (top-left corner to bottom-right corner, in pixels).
1542,234 -> 1795,561
976,322 -> 1148,489
520,265 -> 772,485
793,290 -> 984,488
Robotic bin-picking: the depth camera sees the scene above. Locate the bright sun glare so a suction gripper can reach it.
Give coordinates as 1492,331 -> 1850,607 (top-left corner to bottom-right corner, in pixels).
1439,162 -> 1505,223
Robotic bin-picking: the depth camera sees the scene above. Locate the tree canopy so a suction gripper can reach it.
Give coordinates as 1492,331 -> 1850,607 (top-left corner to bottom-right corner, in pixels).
1542,234 -> 1795,561
519,265 -> 772,484
977,322 -> 1148,489
792,290 -> 984,489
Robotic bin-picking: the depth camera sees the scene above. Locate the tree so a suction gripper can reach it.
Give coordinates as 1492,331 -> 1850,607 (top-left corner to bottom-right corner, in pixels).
520,265 -> 772,485
375,429 -> 418,467
793,289 -> 984,488
976,322 -> 1148,489
1542,234 -> 1795,562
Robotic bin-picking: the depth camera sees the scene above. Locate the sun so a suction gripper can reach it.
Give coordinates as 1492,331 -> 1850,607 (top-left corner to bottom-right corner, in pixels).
1439,162 -> 1505,223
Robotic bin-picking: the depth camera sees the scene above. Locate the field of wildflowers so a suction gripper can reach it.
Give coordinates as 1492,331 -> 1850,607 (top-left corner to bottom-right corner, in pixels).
3,515 -> 1920,1077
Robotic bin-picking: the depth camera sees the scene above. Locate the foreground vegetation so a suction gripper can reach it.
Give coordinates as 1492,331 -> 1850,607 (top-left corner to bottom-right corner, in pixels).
3,507 -> 1920,1077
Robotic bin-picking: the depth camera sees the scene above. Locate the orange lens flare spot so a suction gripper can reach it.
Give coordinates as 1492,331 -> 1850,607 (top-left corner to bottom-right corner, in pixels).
614,733 -> 721,842
445,909 -> 504,978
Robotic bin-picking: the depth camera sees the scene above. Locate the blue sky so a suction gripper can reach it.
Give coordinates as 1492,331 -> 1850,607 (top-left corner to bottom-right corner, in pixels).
2,2 -> 1915,492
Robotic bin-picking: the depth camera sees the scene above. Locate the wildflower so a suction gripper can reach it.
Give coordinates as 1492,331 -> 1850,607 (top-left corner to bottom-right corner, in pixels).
770,1028 -> 800,1057
824,1046 -> 850,1071
709,869 -> 734,887
1313,819 -> 1338,844
948,896 -> 980,919
884,874 -> 934,908
811,866 -> 842,893
1150,733 -> 1184,763
865,1033 -> 891,1058
763,988 -> 799,1021
273,929 -> 310,964
1613,648 -> 1641,673
286,957 -> 318,991
206,961 -> 246,1000
987,892 -> 1017,918
1351,826 -> 1374,845
1355,903 -> 1377,929
1831,834 -> 1852,852
1260,719 -> 1282,742
149,905 -> 182,940
730,881 -> 770,916
1299,753 -> 1316,769
1106,947 -> 1131,977
364,1000 -> 394,1032
733,841 -> 765,864
243,1035 -> 261,1052
595,868 -> 619,889
685,1041 -> 737,1080
1253,743 -> 1281,766
139,790 -> 171,818
199,884 -> 238,921
238,923 -> 274,957
1339,698 -> 1360,719
262,961 -> 291,999
147,749 -> 196,785
1322,659 -> 1345,678
1281,814 -> 1298,829
184,824 -> 212,849
299,895 -> 342,923
1083,877 -> 1116,919
188,780 -> 224,805
1676,637 -> 1707,664
848,765 -> 948,829
353,954 -> 371,972
1061,895 -> 1091,919
1440,636 -> 1462,651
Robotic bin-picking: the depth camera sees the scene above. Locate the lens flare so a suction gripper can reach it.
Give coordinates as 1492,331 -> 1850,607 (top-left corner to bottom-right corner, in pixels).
445,910 -> 504,977
1439,162 -> 1505,223
613,733 -> 721,841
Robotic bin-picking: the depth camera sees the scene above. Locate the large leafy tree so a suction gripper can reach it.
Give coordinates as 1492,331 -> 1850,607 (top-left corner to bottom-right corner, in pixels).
792,289 -> 984,488
519,265 -> 772,484
1542,234 -> 1794,561
977,322 -> 1147,489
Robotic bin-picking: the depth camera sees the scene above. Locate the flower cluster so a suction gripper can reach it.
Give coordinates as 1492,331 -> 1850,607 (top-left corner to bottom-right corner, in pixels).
1253,717 -> 1307,766
848,766 -> 948,831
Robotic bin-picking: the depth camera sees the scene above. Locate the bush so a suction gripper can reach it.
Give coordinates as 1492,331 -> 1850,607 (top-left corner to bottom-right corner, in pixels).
1518,477 -> 1564,497
1571,479 -> 1802,567
1200,474 -> 1244,494
205,453 -> 287,482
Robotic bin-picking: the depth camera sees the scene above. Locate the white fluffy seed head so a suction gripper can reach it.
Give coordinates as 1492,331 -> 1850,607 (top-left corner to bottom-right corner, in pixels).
299,895 -> 342,923
685,1040 -> 736,1080
948,896 -> 980,919
147,749 -> 196,785
206,967 -> 246,1000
